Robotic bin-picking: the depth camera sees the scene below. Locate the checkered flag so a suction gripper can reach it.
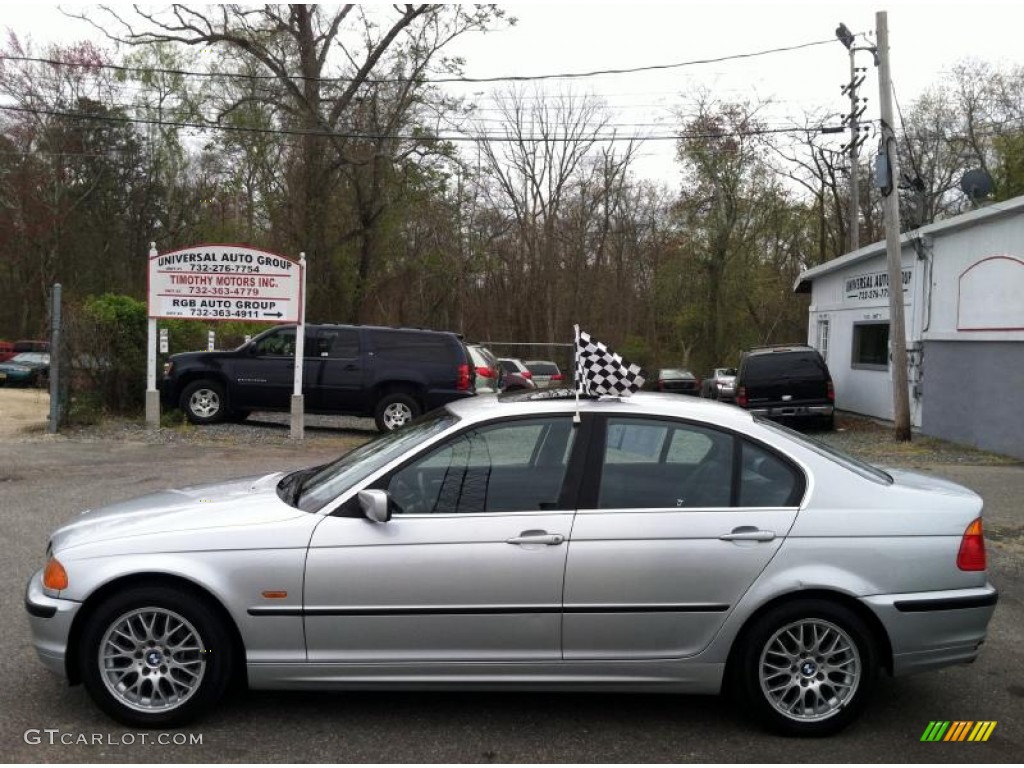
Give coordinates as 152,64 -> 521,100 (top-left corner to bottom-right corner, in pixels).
574,326 -> 646,396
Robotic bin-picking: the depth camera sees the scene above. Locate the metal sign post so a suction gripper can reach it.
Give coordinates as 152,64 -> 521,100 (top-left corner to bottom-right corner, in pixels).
48,283 -> 62,433
290,253 -> 307,440
145,243 -> 160,428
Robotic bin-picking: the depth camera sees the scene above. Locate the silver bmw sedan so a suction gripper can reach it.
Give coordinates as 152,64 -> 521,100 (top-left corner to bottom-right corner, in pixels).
25,391 -> 997,736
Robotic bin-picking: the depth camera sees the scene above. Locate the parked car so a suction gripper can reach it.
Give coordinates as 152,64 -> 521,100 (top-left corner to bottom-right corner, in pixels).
500,372 -> 537,392
524,360 -> 564,389
467,343 -> 502,394
27,391 -> 997,735
655,368 -> 701,396
734,345 -> 835,430
702,367 -> 737,401
13,339 -> 50,354
0,341 -> 14,362
497,357 -> 532,383
161,324 -> 475,431
0,351 -> 50,387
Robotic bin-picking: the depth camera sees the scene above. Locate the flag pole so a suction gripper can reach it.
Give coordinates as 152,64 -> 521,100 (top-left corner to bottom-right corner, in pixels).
572,324 -> 581,425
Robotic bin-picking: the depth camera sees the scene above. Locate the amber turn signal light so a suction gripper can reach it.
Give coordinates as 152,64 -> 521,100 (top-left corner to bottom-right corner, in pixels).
43,558 -> 68,590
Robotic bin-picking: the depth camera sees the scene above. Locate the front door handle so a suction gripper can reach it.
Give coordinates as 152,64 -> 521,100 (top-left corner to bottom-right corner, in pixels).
719,527 -> 776,542
507,530 -> 564,546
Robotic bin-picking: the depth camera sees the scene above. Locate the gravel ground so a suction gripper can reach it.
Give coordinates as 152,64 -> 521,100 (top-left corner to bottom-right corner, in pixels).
2,385 -> 1018,468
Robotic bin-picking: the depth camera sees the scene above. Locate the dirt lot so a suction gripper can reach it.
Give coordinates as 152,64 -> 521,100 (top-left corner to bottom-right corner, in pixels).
0,387 -> 49,437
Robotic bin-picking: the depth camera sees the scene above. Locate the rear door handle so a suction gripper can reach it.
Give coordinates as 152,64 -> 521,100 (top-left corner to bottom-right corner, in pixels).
719,527 -> 776,542
507,530 -> 564,546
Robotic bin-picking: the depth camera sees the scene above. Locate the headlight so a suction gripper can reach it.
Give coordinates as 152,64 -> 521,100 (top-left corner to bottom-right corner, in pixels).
163,361 -> 174,377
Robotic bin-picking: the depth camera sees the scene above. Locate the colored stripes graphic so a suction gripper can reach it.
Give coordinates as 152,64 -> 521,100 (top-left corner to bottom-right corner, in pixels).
920,721 -> 997,742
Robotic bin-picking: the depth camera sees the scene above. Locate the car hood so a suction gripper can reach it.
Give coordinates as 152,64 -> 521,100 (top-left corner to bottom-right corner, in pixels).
0,362 -> 42,372
50,472 -> 302,553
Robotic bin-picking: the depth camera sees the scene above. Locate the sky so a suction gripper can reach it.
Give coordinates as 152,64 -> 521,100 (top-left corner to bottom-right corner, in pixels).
3,1 -> 1022,184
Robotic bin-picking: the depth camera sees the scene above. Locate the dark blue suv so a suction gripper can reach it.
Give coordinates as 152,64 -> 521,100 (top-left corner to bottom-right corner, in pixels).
161,324 -> 475,431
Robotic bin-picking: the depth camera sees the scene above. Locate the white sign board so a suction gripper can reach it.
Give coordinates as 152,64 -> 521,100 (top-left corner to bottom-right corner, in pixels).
148,244 -> 302,322
159,328 -> 169,354
844,268 -> 912,303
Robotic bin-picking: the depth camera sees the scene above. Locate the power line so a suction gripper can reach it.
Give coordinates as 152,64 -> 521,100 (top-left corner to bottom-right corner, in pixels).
0,103 -> 832,143
0,38 -> 834,86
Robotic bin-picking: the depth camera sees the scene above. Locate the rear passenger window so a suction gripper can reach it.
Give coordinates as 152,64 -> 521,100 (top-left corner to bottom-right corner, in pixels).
739,440 -> 802,507
318,329 -> 359,358
599,418 -> 733,509
370,331 -> 452,363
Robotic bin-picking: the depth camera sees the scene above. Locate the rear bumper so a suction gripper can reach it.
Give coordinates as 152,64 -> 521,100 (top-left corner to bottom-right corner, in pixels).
25,569 -> 79,678
747,404 -> 833,419
861,584 -> 998,676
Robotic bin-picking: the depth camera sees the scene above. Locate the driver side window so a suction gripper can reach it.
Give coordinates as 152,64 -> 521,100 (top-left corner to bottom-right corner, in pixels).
384,417 -> 576,515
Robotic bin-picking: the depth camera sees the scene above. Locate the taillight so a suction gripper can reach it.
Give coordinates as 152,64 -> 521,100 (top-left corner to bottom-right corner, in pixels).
826,379 -> 835,402
551,373 -> 563,381
736,386 -> 748,407
457,364 -> 471,391
521,370 -> 532,379
694,377 -> 702,389
476,366 -> 496,379
957,518 -> 986,571
657,380 -> 665,391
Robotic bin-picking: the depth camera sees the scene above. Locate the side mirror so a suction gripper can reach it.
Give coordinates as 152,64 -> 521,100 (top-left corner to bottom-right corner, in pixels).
358,489 -> 393,523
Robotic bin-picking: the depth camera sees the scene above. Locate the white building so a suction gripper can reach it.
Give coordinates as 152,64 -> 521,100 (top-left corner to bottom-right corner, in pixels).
795,195 -> 1024,459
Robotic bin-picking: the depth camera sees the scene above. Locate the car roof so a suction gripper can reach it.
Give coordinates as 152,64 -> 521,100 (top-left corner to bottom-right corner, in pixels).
743,344 -> 817,357
524,360 -> 559,366
445,389 -> 755,429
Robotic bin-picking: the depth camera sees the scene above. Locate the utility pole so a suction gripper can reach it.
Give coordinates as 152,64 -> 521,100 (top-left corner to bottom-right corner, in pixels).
875,10 -> 912,441
835,23 -> 872,253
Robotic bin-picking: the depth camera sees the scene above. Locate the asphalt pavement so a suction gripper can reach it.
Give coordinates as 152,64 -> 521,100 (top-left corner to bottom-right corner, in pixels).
1,430 -> 1021,763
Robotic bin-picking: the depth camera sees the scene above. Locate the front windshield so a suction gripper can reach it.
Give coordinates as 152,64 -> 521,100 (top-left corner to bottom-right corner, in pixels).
289,410 -> 459,513
756,418 -> 893,485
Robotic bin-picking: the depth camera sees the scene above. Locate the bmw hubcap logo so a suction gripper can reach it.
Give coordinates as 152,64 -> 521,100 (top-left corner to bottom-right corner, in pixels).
801,661 -> 817,676
146,650 -> 163,667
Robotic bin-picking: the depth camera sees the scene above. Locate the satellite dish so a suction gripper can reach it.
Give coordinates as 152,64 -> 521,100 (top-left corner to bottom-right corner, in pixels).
960,169 -> 994,202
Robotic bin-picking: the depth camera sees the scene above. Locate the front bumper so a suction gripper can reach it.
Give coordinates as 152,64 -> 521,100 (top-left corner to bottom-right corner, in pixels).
25,569 -> 80,678
861,584 -> 998,676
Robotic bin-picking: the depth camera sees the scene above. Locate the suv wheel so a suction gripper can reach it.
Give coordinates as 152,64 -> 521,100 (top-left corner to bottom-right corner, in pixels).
180,380 -> 226,424
374,392 -> 421,432
734,599 -> 876,736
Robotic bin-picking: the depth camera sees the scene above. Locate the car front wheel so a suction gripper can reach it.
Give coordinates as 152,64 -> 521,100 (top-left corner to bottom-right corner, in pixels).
374,391 -> 421,432
180,380 -> 226,424
734,599 -> 877,736
79,586 -> 233,727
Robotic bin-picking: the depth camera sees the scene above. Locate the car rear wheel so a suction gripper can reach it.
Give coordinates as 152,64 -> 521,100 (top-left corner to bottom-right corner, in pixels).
180,380 -> 226,424
79,586 -> 233,727
734,600 -> 876,736
374,391 -> 421,432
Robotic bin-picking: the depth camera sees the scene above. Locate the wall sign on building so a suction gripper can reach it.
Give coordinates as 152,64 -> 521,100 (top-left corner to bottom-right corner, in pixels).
844,268 -> 912,303
148,244 -> 302,323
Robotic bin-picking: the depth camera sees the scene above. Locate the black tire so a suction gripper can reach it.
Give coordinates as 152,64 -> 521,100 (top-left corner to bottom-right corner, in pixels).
180,379 -> 227,424
79,585 -> 233,728
733,599 -> 877,737
373,391 -> 421,432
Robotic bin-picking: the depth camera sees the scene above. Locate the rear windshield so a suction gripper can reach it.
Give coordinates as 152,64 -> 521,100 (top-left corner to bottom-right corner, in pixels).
743,352 -> 826,383
527,362 -> 560,375
756,419 -> 893,485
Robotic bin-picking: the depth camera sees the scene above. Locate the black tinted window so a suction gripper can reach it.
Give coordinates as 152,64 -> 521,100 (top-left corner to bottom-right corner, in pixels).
527,362 -> 559,375
253,328 -> 315,357
317,328 -> 359,358
370,331 -> 454,363
743,352 -> 826,383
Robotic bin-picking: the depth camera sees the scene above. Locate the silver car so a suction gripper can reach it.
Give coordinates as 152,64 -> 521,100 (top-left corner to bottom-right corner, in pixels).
26,392 -> 997,735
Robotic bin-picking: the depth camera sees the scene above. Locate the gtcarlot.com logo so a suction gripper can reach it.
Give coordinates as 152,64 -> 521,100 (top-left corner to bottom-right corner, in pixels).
920,721 -> 997,742
24,729 -> 202,747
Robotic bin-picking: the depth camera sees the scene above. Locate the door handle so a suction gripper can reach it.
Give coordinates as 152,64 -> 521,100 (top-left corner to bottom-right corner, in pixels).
719,527 -> 776,542
506,530 -> 564,546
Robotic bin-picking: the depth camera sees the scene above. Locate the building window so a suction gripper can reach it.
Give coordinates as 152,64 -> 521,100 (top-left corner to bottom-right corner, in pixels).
852,322 -> 889,370
816,317 -> 830,363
